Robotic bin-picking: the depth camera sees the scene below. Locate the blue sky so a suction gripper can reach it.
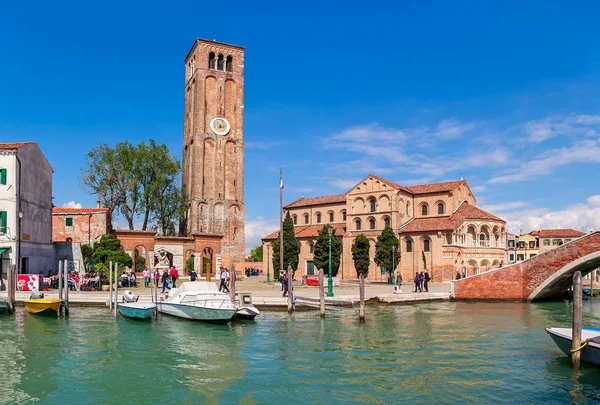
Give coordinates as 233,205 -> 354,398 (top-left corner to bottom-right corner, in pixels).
2,1 -> 600,252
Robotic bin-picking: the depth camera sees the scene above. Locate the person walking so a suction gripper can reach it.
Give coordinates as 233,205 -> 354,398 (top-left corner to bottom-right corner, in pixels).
161,269 -> 171,293
419,271 -> 425,292
424,271 -> 430,292
282,271 -> 289,297
395,272 -> 403,294
414,272 -> 421,293
456,270 -> 461,280
219,268 -> 230,293
169,266 -> 178,288
155,270 -> 160,288
143,268 -> 150,288
189,269 -> 198,282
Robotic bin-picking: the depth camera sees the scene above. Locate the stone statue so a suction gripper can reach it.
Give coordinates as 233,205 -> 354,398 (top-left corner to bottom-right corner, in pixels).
156,249 -> 170,267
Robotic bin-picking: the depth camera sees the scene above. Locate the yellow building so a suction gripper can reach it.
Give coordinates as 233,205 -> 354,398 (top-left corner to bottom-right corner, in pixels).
515,234 -> 539,261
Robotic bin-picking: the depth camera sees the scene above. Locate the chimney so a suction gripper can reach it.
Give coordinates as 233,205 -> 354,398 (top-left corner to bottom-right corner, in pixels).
96,200 -> 101,209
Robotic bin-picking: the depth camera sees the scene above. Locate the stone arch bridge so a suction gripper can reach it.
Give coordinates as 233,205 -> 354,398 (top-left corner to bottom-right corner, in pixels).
452,232 -> 600,301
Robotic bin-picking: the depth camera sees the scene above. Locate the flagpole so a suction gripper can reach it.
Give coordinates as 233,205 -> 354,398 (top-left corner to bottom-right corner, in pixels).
279,167 -> 284,288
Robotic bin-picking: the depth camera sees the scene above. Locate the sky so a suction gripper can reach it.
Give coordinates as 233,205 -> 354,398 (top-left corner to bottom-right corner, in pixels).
1,1 -> 600,253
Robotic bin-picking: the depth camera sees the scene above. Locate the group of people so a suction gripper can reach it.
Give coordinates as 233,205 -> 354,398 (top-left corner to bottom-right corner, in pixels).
413,271 -> 431,292
245,267 -> 262,277
160,267 -> 180,293
120,270 -> 137,288
455,271 -> 467,280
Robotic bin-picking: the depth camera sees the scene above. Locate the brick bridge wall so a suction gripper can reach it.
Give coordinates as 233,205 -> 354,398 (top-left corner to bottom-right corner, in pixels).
453,232 -> 600,301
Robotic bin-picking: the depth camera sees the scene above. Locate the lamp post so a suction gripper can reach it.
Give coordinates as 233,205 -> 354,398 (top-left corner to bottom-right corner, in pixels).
327,224 -> 334,297
266,243 -> 271,283
391,245 -> 396,285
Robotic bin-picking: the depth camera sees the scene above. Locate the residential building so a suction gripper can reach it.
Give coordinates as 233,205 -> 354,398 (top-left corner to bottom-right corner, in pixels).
262,174 -> 507,282
0,142 -> 54,276
52,205 -> 111,244
506,233 -> 517,264
532,229 -> 586,254
516,233 -> 539,261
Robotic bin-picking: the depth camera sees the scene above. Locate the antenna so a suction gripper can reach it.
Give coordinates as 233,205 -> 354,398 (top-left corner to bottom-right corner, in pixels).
213,31 -> 217,41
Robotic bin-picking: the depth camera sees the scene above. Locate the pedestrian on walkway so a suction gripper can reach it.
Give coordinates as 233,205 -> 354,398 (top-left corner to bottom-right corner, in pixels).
456,270 -> 461,280
189,269 -> 198,282
143,268 -> 150,288
161,270 -> 171,293
414,272 -> 421,293
282,271 -> 289,297
155,270 -> 160,288
169,266 -> 178,288
219,267 -> 230,293
419,271 -> 425,292
395,272 -> 402,294
424,271 -> 430,292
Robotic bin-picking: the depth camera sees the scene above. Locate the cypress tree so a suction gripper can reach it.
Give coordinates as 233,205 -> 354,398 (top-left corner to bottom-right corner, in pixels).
313,225 -> 342,276
271,212 -> 300,279
374,226 -> 400,281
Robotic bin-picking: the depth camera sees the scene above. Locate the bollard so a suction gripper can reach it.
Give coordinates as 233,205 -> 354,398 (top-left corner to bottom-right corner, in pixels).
571,271 -> 583,369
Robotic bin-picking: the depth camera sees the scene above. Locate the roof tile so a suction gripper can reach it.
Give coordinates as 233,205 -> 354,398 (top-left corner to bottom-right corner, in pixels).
400,202 -> 505,233
284,194 -> 347,209
531,229 -> 586,238
262,223 -> 346,240
52,208 -> 109,214
405,180 -> 464,194
0,142 -> 36,150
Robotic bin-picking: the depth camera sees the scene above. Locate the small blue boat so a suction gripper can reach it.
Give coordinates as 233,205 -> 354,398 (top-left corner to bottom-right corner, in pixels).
118,303 -> 156,320
546,327 -> 600,367
0,298 -> 13,314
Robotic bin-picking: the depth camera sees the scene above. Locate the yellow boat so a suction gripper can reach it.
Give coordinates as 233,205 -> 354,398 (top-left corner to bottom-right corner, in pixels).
24,299 -> 63,315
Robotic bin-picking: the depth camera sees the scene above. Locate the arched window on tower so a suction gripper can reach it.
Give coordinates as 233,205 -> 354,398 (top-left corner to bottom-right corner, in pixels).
406,239 -> 413,252
217,54 -> 224,70
342,210 -> 347,221
329,212 -> 334,222
370,199 -> 376,212
421,204 -> 428,216
309,242 -> 314,253
384,217 -> 391,228
304,214 -> 309,224
226,56 -> 233,72
356,219 -> 362,231
209,52 -> 216,69
293,215 -> 297,225
316,213 -> 321,223
424,239 -> 430,252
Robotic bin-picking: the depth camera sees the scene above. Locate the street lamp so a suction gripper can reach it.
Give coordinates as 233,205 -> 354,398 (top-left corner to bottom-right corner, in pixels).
391,245 -> 396,285
266,243 -> 270,283
327,224 -> 334,297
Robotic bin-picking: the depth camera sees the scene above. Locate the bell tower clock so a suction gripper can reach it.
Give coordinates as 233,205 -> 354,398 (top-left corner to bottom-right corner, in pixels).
182,39 -> 245,268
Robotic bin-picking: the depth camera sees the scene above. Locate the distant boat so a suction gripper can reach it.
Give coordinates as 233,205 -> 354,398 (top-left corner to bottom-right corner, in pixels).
24,299 -> 63,315
118,303 -> 156,320
0,298 -> 13,314
546,327 -> 600,367
234,292 -> 260,320
157,282 -> 237,323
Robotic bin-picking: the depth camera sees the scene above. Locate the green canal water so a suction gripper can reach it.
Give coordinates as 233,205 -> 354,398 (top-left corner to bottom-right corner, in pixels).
1,301 -> 599,404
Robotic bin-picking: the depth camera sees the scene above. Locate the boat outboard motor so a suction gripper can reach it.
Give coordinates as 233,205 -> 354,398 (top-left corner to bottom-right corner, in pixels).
30,289 -> 44,300
122,290 -> 139,303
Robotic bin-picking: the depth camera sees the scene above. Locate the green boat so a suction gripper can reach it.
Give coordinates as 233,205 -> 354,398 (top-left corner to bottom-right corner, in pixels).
118,303 -> 156,320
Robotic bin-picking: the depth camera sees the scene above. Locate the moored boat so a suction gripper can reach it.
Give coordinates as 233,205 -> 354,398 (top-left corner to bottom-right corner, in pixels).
0,298 -> 13,314
24,298 -> 63,315
118,303 -> 156,320
157,282 -> 237,323
546,327 -> 600,367
234,292 -> 260,320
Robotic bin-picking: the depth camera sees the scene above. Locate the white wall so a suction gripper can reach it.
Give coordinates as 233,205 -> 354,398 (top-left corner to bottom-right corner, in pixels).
0,151 -> 18,277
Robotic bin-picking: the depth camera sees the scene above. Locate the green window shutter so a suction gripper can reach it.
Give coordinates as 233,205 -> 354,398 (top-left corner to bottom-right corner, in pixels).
0,168 -> 6,185
66,217 -> 73,227
0,211 -> 6,234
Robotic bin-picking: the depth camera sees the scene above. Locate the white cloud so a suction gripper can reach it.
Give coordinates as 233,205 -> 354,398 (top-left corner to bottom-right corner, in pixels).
501,195 -> 600,235
245,216 -> 279,255
488,139 -> 600,184
327,124 -> 408,164
524,114 -> 600,143
62,201 -> 82,209
480,201 -> 529,213
434,119 -> 476,139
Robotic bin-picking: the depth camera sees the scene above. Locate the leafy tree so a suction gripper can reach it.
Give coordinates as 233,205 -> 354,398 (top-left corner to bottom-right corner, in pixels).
91,234 -> 133,270
352,234 -> 371,321
374,226 -> 400,281
186,256 -> 195,272
79,143 -> 123,218
250,245 -> 263,262
313,225 -> 342,276
135,251 -> 146,272
271,212 -> 300,279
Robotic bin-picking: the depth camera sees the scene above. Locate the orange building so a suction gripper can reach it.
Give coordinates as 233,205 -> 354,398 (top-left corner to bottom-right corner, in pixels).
52,207 -> 111,245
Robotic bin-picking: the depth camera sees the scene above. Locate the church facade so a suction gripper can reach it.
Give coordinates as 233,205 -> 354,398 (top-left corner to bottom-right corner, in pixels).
262,174 -> 507,282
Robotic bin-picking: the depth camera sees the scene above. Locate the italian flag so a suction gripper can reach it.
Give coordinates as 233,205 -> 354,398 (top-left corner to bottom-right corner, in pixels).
280,173 -> 284,190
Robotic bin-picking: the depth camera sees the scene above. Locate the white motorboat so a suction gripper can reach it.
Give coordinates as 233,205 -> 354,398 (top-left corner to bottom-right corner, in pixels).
546,327 -> 600,367
157,282 -> 237,323
234,292 -> 260,320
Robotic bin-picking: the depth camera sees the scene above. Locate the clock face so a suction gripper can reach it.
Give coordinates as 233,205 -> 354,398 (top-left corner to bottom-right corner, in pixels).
210,116 -> 231,136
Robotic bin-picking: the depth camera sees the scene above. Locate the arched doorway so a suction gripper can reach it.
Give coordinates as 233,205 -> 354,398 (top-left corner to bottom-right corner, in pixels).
202,247 -> 214,278
134,245 -> 147,273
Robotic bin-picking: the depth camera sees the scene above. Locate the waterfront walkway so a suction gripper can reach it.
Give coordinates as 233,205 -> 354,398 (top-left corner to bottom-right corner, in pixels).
1,276 -> 451,309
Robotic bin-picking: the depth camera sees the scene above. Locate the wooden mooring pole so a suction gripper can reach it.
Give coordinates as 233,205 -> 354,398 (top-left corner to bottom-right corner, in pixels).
319,269 -> 325,318
287,265 -> 293,314
113,262 -> 118,318
63,260 -> 69,316
8,264 -> 16,313
109,261 -> 113,311
58,260 -> 63,302
571,271 -> 583,369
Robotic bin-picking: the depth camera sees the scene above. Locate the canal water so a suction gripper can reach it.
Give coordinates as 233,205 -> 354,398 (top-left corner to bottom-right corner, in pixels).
0,301 -> 599,404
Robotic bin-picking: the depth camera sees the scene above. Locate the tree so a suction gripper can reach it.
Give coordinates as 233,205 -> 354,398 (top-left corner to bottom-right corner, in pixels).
374,226 -> 400,282
271,212 -> 300,280
186,256 -> 195,272
313,225 -> 342,276
250,245 -> 263,262
91,234 -> 133,270
352,234 -> 370,321
135,251 -> 146,272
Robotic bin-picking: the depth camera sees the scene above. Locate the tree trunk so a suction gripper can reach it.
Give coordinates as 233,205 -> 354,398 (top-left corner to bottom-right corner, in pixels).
359,273 -> 365,322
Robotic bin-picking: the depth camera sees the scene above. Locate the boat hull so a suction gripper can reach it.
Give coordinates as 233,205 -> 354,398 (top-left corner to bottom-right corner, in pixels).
0,299 -> 12,314
235,306 -> 260,320
24,299 -> 63,315
546,327 -> 600,367
157,302 -> 236,323
118,303 -> 156,320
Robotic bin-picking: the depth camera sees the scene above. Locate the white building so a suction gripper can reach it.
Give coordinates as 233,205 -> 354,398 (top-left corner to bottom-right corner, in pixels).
0,142 -> 54,280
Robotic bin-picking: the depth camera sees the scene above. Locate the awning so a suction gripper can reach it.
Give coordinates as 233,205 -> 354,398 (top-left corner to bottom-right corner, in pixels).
0,248 -> 7,256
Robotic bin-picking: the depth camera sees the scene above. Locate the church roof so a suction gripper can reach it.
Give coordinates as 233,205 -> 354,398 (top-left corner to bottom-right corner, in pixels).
405,180 -> 466,194
262,223 -> 346,241
0,142 -> 36,150
53,208 -> 109,214
284,194 -> 347,209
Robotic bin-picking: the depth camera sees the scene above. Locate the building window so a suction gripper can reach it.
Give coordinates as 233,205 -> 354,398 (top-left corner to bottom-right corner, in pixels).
406,239 -> 412,252
423,239 -> 430,252
329,212 -> 334,222
518,241 -> 525,248
437,203 -> 444,215
293,215 -> 297,225
543,239 -> 550,246
356,219 -> 361,231
508,240 -> 515,248
529,241 -> 535,248
309,242 -> 314,254
517,254 -> 525,261
421,204 -> 428,216
316,213 -> 321,223
369,218 -> 375,230
226,56 -> 233,72
342,211 -> 347,221
384,217 -> 390,228
369,199 -> 376,213
552,239 -> 558,245
66,217 -> 73,227
208,52 -> 216,69
0,211 -> 6,233
0,168 -> 6,185
509,253 -> 515,261
217,54 -> 224,70
304,214 -> 309,224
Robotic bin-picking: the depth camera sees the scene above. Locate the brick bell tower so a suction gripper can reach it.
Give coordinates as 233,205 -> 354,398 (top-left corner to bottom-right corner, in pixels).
182,39 -> 245,268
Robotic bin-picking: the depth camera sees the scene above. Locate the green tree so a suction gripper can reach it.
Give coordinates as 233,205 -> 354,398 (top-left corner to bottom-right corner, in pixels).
91,234 -> 133,270
186,256 -> 195,272
352,234 -> 371,321
313,225 -> 342,276
271,212 -> 300,279
250,245 -> 263,262
135,251 -> 146,272
374,226 -> 400,282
